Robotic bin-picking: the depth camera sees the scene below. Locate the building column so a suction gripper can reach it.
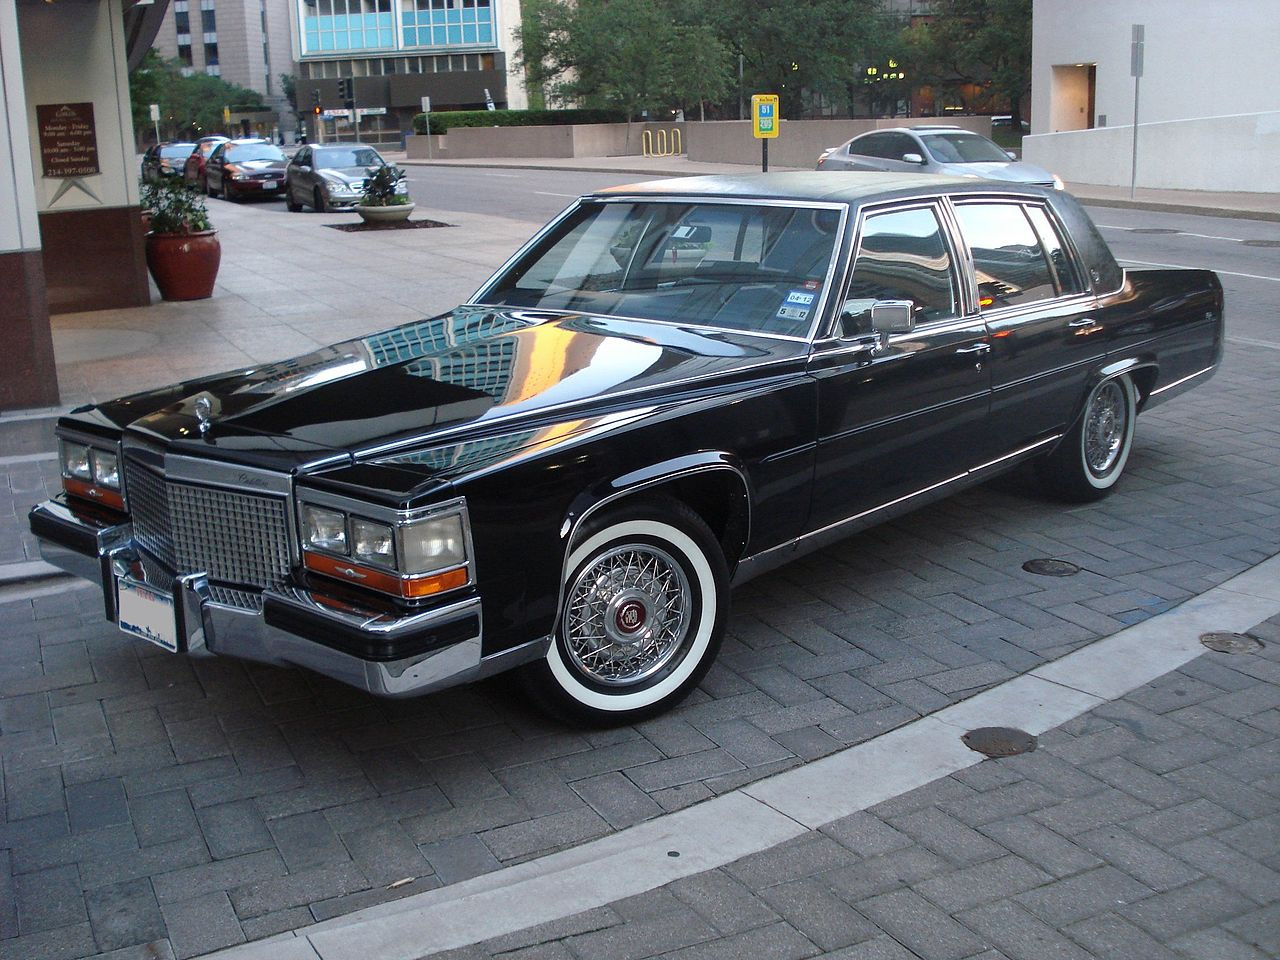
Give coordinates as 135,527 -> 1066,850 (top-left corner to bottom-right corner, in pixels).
0,0 -> 59,410
18,0 -> 150,317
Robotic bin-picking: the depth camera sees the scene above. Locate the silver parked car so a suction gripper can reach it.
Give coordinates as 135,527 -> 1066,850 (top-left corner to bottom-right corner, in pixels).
284,143 -> 408,212
817,125 -> 1062,189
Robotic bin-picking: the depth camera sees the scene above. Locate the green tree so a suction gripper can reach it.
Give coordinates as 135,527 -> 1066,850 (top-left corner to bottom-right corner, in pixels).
128,52 -> 266,141
902,0 -> 1031,119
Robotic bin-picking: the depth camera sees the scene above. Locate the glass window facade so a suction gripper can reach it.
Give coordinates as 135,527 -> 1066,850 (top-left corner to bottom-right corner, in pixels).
401,0 -> 494,48
303,0 -> 396,53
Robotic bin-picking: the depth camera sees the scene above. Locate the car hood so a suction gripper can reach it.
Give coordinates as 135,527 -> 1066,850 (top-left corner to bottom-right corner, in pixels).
935,160 -> 1055,184
89,306 -> 806,473
320,165 -> 380,186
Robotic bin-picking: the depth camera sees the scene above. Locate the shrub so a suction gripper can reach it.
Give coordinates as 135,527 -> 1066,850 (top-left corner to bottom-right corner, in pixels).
412,108 -> 627,136
141,178 -> 212,234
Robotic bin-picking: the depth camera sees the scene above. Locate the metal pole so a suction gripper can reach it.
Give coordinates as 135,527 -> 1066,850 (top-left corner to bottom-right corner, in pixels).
1129,75 -> 1140,200
762,138 -> 768,173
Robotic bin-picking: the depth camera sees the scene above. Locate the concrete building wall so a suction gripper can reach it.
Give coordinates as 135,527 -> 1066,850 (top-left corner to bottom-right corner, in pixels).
1025,0 -> 1280,191
18,0 -> 150,316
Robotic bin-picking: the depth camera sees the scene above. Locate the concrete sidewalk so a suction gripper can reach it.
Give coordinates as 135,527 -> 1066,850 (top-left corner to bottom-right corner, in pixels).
393,152 -> 1280,222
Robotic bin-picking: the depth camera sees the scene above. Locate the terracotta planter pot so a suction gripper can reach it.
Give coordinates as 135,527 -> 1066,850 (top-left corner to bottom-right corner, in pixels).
145,230 -> 221,301
355,202 -> 415,224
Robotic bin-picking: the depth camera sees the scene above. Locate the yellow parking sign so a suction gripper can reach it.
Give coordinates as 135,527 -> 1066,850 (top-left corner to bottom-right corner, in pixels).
751,94 -> 779,139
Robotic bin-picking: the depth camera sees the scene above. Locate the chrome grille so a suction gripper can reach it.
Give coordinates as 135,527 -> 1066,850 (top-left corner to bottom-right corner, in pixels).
124,457 -> 292,588
125,460 -> 177,569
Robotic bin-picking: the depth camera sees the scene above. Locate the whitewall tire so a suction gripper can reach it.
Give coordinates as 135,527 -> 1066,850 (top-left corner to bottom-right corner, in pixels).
524,498 -> 728,725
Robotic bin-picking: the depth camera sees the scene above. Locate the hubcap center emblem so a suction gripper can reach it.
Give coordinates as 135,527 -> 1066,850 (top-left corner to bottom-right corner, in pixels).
614,599 -> 646,635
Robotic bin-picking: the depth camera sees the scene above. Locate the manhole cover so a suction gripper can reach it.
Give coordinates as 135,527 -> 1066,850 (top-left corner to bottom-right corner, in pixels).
1200,632 -> 1264,654
963,727 -> 1037,758
1022,558 -> 1081,577
1130,227 -> 1180,234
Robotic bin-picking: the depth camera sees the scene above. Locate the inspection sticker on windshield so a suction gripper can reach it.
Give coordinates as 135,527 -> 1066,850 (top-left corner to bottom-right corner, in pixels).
786,290 -> 816,306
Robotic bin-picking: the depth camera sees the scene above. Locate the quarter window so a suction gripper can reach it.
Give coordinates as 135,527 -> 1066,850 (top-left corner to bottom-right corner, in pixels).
841,206 -> 958,332
954,202 -> 1059,310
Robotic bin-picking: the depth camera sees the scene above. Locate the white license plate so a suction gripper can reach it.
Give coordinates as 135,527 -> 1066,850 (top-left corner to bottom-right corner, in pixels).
117,578 -> 179,652
262,181 -> 278,190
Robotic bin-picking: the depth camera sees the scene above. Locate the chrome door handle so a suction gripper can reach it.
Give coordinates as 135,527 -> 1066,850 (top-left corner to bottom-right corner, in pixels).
1069,318 -> 1098,328
955,343 -> 991,355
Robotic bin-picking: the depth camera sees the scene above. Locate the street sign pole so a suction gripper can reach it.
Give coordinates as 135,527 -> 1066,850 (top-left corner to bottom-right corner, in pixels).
750,94 -> 779,173
420,96 -> 432,161
1130,24 -> 1144,200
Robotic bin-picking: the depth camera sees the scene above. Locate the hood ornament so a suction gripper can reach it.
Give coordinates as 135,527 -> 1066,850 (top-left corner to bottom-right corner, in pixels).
194,395 -> 214,434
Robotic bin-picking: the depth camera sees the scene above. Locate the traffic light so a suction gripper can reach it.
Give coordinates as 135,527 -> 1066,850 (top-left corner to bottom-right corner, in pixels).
338,78 -> 354,106
311,88 -> 321,115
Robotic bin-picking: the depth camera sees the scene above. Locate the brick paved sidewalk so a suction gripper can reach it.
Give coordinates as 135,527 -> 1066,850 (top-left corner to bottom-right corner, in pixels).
426,612 -> 1280,960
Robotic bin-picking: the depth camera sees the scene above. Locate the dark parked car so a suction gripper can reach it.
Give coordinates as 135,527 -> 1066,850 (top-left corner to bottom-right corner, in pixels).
183,135 -> 231,193
205,138 -> 288,201
29,173 -> 1223,724
818,125 -> 1062,188
285,143 -> 407,212
140,141 -> 196,182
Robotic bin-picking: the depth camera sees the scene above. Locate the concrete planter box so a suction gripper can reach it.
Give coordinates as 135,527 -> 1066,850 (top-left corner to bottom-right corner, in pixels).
355,203 -> 415,224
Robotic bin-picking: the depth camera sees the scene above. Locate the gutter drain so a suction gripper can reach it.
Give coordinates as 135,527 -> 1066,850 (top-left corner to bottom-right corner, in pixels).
962,727 -> 1037,758
1200,632 -> 1264,654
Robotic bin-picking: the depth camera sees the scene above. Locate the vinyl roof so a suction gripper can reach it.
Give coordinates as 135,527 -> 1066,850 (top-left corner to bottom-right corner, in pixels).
594,171 -> 1052,206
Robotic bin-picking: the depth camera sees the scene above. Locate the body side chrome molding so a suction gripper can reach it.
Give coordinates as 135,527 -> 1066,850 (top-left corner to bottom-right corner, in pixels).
1150,364 -> 1216,397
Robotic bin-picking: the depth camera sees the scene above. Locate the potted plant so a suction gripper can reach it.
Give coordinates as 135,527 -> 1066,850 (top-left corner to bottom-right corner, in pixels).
354,164 -> 414,224
142,179 -> 220,301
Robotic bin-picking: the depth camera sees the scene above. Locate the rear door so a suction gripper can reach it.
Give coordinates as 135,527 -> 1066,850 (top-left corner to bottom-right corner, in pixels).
806,201 -> 991,532
947,198 -> 1104,461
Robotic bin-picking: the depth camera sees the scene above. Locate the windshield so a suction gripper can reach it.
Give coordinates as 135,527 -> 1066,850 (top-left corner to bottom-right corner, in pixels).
225,143 -> 285,162
313,147 -> 385,168
480,200 -> 842,338
160,144 -> 195,158
922,132 -> 1011,164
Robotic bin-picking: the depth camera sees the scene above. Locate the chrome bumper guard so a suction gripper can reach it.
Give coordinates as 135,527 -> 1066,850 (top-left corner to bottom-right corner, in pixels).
29,498 -> 486,698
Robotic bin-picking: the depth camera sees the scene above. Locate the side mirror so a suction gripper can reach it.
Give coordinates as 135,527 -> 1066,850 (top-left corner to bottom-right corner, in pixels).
298,165 -> 311,173
871,300 -> 915,335
1006,150 -> 1019,160
902,152 -> 926,165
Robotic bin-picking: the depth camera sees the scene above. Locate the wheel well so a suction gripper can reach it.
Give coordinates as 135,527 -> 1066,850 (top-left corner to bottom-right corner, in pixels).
585,470 -> 750,570
1129,365 -> 1158,409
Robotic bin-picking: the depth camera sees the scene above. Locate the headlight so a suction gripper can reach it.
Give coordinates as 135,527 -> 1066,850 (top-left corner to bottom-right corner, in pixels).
302,505 -> 347,553
351,517 -> 394,566
91,449 -> 120,489
399,514 -> 466,574
61,441 -> 92,480
297,497 -> 472,600
58,436 -> 125,510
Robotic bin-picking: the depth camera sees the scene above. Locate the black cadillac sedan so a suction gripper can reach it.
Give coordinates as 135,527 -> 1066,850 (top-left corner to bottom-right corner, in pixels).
30,173 -> 1223,724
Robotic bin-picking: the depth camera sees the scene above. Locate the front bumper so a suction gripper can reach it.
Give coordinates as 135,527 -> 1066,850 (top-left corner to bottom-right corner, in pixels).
29,497 -> 486,697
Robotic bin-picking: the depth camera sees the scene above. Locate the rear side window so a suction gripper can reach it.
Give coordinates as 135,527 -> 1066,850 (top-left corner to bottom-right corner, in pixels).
953,202 -> 1057,310
841,205 -> 959,332
849,134 -> 891,159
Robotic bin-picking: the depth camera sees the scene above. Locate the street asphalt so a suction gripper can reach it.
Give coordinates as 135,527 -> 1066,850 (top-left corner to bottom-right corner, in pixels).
0,160 -> 1277,960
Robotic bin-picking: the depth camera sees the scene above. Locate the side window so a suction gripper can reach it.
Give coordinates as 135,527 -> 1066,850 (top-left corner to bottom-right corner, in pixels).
1024,205 -> 1083,296
954,202 -> 1058,310
841,205 -> 958,333
849,134 -> 887,159
885,133 -> 918,160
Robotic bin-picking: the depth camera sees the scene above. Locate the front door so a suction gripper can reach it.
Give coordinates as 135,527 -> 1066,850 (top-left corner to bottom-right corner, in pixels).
807,202 -> 991,533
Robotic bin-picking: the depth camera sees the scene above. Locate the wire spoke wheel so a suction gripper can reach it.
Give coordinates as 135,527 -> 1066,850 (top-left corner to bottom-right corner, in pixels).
1084,380 -> 1127,476
562,544 -> 691,687
526,498 -> 729,725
